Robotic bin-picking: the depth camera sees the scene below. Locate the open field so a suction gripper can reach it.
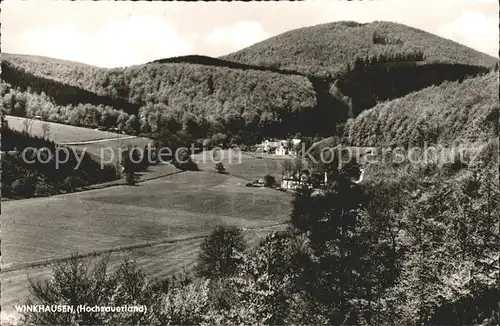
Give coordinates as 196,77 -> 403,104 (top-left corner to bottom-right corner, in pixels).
5,115 -> 134,143
1,160 -> 291,322
1,127 -> 294,321
194,150 -> 289,181
2,170 -> 292,266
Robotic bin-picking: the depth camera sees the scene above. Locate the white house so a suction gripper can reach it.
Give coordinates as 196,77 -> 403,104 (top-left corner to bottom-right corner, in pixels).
275,143 -> 287,156
288,138 -> 302,156
262,140 -> 280,153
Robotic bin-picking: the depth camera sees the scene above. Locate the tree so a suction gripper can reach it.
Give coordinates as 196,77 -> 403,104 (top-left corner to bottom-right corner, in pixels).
1,110 -> 9,130
290,163 -> 369,324
11,175 -> 37,198
216,231 -> 327,325
124,114 -> 140,135
121,147 -> 141,185
63,175 -> 83,192
172,147 -> 198,171
141,144 -> 152,169
195,226 -> 247,279
293,159 -> 305,179
215,162 -> 226,174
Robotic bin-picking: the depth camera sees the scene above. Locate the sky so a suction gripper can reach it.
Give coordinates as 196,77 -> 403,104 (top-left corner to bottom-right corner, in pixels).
2,0 -> 499,68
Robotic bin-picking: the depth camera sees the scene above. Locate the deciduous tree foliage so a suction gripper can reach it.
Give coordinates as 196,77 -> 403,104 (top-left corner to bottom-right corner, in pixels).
195,226 -> 246,279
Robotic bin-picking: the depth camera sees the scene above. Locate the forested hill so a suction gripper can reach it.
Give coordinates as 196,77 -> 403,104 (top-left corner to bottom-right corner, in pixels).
343,71 -> 499,147
1,21 -> 496,143
1,58 -> 325,140
222,21 -> 497,78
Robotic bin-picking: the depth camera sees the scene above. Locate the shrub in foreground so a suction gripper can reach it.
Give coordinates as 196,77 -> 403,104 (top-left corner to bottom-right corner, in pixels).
195,226 -> 247,279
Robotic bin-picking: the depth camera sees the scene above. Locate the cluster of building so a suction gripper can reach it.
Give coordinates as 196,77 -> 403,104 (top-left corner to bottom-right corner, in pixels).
256,140 -> 366,191
260,138 -> 301,156
280,163 -> 365,190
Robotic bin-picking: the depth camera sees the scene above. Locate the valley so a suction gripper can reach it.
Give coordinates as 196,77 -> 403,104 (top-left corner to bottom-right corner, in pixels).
1,14 -> 498,326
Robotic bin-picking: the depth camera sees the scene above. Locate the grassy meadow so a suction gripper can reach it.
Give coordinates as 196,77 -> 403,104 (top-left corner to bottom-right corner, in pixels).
5,115 -> 132,143
2,169 -> 291,266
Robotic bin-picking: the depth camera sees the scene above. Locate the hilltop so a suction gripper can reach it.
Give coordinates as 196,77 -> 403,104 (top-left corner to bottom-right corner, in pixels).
222,21 -> 497,78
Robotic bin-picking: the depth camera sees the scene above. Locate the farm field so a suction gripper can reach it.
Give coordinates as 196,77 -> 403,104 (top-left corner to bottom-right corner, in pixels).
69,137 -> 152,165
194,149 -> 288,181
2,169 -> 292,266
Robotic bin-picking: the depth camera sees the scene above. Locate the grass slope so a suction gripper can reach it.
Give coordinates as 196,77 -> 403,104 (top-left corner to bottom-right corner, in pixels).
5,116 -> 133,143
5,116 -> 151,165
3,21 -> 495,139
222,21 -> 497,78
343,71 -> 499,147
2,168 -> 292,265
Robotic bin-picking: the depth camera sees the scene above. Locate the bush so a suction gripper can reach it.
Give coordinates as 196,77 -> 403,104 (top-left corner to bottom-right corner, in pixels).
11,177 -> 36,197
21,256 -> 163,326
215,162 -> 226,174
195,226 -> 247,279
63,175 -> 84,191
263,174 -> 277,187
35,181 -> 59,197
161,279 -> 212,325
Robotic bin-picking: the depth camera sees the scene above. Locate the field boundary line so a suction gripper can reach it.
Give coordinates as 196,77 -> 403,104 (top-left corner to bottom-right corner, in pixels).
1,222 -> 289,273
59,135 -> 140,145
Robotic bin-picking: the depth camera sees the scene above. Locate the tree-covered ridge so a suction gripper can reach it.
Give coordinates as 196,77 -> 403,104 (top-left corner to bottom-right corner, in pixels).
343,71 -> 499,147
1,61 -> 140,115
2,53 -> 110,95
2,56 -> 324,138
223,21 -> 497,78
19,161 -> 500,326
126,63 -> 318,136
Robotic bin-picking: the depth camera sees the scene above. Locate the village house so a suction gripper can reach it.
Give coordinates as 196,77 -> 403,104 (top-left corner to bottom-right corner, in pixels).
262,139 -> 288,155
281,169 -> 312,190
262,139 -> 279,153
261,138 -> 302,156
